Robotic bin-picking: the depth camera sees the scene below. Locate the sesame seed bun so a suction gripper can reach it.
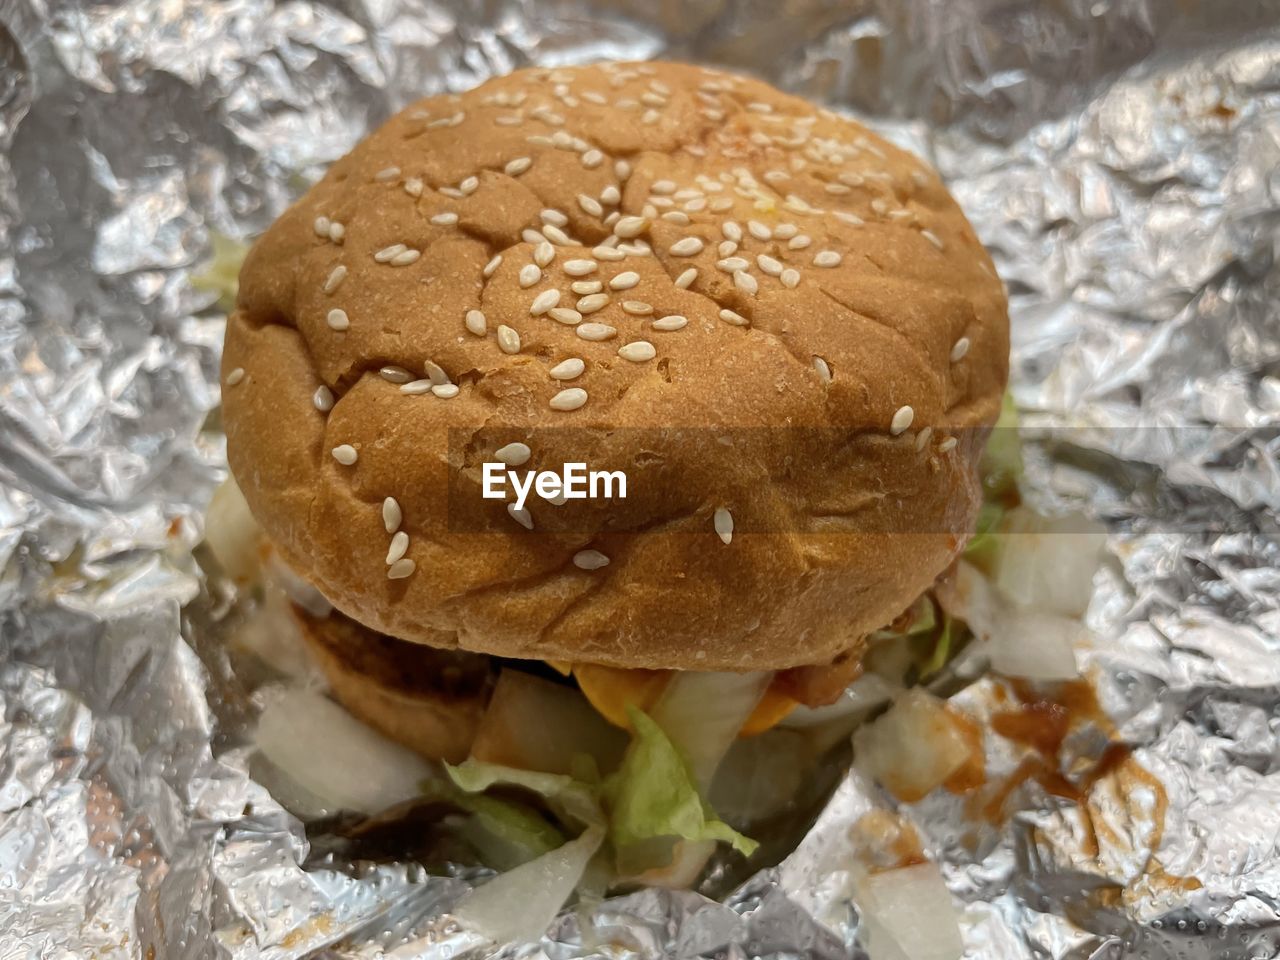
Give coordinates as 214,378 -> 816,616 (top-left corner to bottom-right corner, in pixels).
221,61 -> 1008,672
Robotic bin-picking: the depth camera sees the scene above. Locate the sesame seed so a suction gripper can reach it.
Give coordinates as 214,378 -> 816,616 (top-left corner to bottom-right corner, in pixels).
648,196 -> 674,209
519,264 -> 541,288
614,216 -> 648,239
507,503 -> 534,530
465,309 -> 487,336
440,187 -> 463,199
890,405 -> 914,435
564,259 -> 598,276
757,254 -> 783,276
684,197 -> 707,212
615,160 -> 632,180
549,307 -> 582,325
313,386 -> 335,412
641,109 -> 660,125
618,340 -> 656,362
710,197 -> 734,212
495,442 -> 531,466
573,549 -> 609,570
825,183 -> 851,195
780,268 -> 800,288
915,426 -> 934,452
662,211 -> 692,225
483,255 -> 503,277
713,507 -> 734,544
424,361 -> 450,386
609,271 -> 640,291
459,175 -> 479,195
497,325 -> 521,354
722,221 -> 743,242
835,211 -> 865,226
922,229 -> 945,250
432,383 -> 459,398
543,225 -> 572,245
652,314 -> 688,331
541,208 -> 569,228
328,222 -> 345,243
505,156 -> 533,176
813,250 -> 843,268
532,242 -> 554,268
583,91 -> 607,105
571,280 -> 602,295
313,216 -> 331,237
386,531 -> 409,564
551,387 -> 588,411
383,497 -> 402,533
618,242 -> 650,257
400,379 -> 433,395
593,245 -> 625,261
581,149 -> 604,169
651,179 -> 677,195
530,289 -> 560,316
577,293 -> 609,313
390,249 -> 420,266
380,365 -> 413,383
787,235 -> 811,250
734,270 -> 759,295
374,244 -> 407,263
494,114 -> 523,126
675,268 -> 697,289
747,101 -> 773,113
576,323 -> 616,341
951,337 -> 971,362
600,185 -> 621,205
812,356 -> 832,383
641,91 -> 667,107
621,300 -> 653,316
669,237 -> 704,257
717,257 -> 749,273
939,437 -> 958,453
326,308 -> 350,331
747,220 -> 772,241
577,194 -> 604,217
375,166 -> 401,182
324,265 -> 347,294
774,222 -> 798,239
718,240 -> 738,258
332,444 -> 358,465
387,558 -> 415,580
719,308 -> 748,326
550,358 -> 585,380
431,212 -> 459,226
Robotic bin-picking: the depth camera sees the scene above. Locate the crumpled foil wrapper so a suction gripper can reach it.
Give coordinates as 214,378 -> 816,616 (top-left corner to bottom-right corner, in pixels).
2,0 -> 1280,956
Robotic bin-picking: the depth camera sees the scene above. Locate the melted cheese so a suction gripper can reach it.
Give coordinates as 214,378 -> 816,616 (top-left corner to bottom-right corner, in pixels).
573,663 -> 796,736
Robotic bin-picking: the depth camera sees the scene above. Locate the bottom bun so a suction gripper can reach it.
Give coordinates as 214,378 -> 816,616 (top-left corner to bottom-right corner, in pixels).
291,606 -> 494,763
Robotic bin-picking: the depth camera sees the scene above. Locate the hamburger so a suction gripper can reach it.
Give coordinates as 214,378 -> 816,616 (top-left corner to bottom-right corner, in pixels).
211,60 -> 1008,887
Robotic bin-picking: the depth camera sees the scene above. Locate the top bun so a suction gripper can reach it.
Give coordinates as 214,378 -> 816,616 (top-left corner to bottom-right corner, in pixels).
221,61 -> 1008,672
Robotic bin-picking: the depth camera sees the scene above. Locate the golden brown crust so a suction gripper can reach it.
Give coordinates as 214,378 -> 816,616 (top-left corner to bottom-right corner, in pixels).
222,62 -> 1009,671
292,606 -> 492,763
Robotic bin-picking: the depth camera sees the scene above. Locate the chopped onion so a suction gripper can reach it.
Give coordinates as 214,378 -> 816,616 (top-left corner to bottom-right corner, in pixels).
853,689 -> 972,803
470,669 -> 626,776
204,476 -> 264,585
650,670 -> 770,789
938,561 -> 1080,681
856,862 -> 963,960
230,584 -> 315,679
255,688 -> 435,816
994,507 -> 1106,617
453,826 -> 605,943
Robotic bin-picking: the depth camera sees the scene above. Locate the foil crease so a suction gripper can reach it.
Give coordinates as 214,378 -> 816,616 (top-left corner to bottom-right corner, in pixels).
2,0 -> 1280,957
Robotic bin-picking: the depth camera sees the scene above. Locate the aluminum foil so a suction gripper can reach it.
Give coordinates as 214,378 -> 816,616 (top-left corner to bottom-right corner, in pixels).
2,0 -> 1280,957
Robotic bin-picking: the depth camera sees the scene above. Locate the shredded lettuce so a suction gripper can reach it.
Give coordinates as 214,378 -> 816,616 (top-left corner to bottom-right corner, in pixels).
605,708 -> 758,869
453,792 -> 565,871
918,614 -> 956,680
965,390 -> 1023,570
192,232 -> 249,313
445,758 -> 604,829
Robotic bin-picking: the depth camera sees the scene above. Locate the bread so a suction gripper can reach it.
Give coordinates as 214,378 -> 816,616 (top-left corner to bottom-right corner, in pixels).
221,61 -> 1008,671
291,605 -> 492,763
